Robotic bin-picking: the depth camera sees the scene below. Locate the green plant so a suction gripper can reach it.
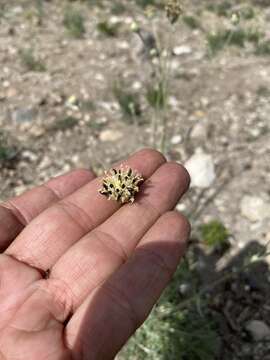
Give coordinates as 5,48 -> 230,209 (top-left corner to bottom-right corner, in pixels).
135,0 -> 161,9
63,7 -> 85,38
97,20 -> 120,37
81,100 -> 96,112
19,49 -> 46,72
121,263 -> 221,360
207,28 -> 261,55
241,6 -> 255,20
51,116 -> 78,131
0,132 -> 17,165
199,220 -> 229,248
257,85 -> 270,97
206,1 -> 232,17
256,39 -> 270,55
113,85 -> 142,120
182,15 -> 201,29
111,2 -> 126,15
146,82 -> 166,109
35,0 -> 44,25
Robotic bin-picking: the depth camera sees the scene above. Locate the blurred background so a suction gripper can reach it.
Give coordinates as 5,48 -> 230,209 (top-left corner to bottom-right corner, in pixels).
0,0 -> 270,359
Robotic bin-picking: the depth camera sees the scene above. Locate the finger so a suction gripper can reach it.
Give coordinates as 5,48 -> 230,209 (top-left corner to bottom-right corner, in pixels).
65,211 -> 190,358
0,169 -> 95,251
6,149 -> 166,271
51,162 -> 190,308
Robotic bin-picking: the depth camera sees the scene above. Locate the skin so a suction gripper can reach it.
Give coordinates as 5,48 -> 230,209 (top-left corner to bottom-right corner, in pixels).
0,149 -> 190,360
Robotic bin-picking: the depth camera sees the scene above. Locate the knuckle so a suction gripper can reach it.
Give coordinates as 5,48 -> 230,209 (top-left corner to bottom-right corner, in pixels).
37,278 -> 74,323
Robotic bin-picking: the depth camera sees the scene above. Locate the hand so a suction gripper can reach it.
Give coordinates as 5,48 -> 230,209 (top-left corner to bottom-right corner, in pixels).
0,149 -> 190,360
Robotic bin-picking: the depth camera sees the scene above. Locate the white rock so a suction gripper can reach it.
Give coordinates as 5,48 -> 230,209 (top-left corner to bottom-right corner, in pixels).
246,320 -> 270,341
185,150 -> 216,188
173,45 -> 192,56
190,123 -> 207,139
171,134 -> 182,145
99,129 -> 123,142
240,196 -> 270,222
176,203 -> 187,212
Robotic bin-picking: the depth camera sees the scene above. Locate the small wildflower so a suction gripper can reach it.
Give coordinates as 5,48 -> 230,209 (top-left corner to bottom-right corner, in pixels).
145,5 -> 156,19
231,12 -> 240,26
99,166 -> 144,204
165,0 -> 183,25
130,21 -> 140,33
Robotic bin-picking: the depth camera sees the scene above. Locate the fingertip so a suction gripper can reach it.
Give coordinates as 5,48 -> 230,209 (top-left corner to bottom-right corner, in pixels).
135,148 -> 167,166
166,210 -> 191,241
165,162 -> 191,193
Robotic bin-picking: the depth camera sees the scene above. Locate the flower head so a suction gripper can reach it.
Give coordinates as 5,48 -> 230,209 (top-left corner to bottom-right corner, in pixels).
165,0 -> 183,24
99,166 -> 144,204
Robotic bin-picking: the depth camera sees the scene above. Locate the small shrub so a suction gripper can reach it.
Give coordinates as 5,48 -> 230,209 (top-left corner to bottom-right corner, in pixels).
19,49 -> 46,72
241,6 -> 255,20
121,263 -> 221,360
113,85 -> 142,120
0,132 -> 18,166
207,1 -> 232,17
207,28 -> 261,55
51,116 -> 78,131
199,220 -> 229,249
182,15 -> 201,30
135,0 -> 161,8
257,85 -> 270,97
63,7 -> 85,38
256,39 -> 270,55
81,100 -> 96,112
111,2 -> 126,15
97,20 -> 120,37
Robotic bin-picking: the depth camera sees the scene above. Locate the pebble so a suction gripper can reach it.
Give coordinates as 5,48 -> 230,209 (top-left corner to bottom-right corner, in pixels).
185,149 -> 216,188
99,129 -> 123,142
173,45 -> 192,56
190,123 -> 207,139
246,320 -> 270,341
170,134 -> 182,145
240,196 -> 270,222
12,107 -> 37,124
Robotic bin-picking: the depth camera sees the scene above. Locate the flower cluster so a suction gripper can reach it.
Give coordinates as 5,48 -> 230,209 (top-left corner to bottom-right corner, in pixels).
165,0 -> 183,24
99,166 -> 144,204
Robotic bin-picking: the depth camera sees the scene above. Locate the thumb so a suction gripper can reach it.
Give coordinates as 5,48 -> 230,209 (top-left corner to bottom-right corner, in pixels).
0,279 -> 72,360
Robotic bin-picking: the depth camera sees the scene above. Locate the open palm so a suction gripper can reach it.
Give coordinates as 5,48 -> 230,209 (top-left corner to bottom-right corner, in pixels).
0,149 -> 190,360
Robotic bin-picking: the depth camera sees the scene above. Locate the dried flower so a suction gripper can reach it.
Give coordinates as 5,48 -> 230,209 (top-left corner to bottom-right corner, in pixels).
165,0 -> 183,24
99,166 -> 144,204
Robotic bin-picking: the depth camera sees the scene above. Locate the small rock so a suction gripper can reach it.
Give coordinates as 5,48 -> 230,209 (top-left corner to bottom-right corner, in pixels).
176,203 -> 187,212
12,107 -> 37,124
173,45 -> 192,56
100,129 -> 123,142
65,95 -> 80,111
6,87 -> 18,98
21,150 -> 38,163
190,123 -> 207,139
38,156 -> 52,171
179,283 -> 192,296
170,134 -> 182,145
185,150 -> 216,188
246,320 -> 270,341
240,196 -> 270,222
29,125 -> 45,138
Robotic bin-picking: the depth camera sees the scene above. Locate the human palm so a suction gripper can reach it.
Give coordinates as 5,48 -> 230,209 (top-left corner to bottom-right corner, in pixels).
0,149 -> 190,360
